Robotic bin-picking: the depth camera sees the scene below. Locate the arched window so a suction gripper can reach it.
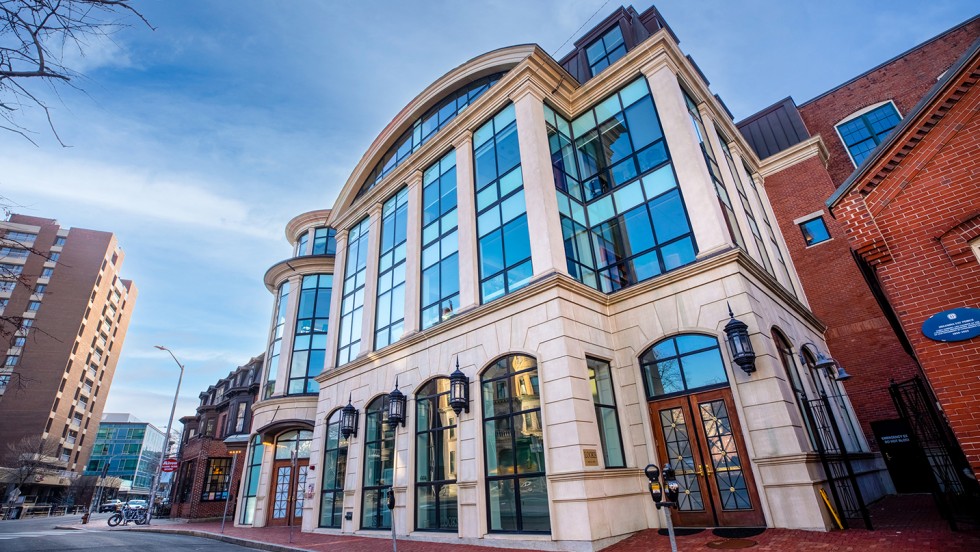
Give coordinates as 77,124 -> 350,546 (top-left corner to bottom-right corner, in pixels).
361,395 -> 394,529
773,330 -> 816,449
639,334 -> 728,399
319,410 -> 349,528
481,355 -> 550,533
415,378 -> 457,531
275,430 -> 313,459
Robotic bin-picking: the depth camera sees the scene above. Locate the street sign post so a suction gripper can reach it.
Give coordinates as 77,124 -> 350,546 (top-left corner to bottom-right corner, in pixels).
161,458 -> 179,473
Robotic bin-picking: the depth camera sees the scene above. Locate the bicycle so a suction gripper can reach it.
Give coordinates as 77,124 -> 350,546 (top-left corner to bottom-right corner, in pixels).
107,506 -> 148,526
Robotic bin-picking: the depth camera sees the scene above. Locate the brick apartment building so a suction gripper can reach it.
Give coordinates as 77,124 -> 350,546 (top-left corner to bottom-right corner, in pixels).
0,214 -> 137,501
736,18 -> 980,494
829,40 -> 980,482
171,355 -> 262,519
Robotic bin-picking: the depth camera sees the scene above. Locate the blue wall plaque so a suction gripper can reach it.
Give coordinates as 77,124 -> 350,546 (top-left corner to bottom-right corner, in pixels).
921,307 -> 980,342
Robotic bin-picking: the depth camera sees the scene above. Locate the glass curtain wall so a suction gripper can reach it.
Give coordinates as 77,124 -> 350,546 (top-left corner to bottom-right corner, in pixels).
415,378 -> 458,531
375,188 -> 409,349
362,395 -> 394,529
239,435 -> 263,524
264,282 -> 290,399
545,77 -> 698,293
717,133 -> 774,277
474,104 -> 532,303
288,274 -> 332,394
481,355 -> 550,533
743,159 -> 796,297
421,150 -> 460,329
337,218 -> 370,366
682,89 -> 745,251
319,409 -> 349,528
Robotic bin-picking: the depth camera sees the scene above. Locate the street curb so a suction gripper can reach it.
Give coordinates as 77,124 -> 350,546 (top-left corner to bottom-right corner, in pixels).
126,527 -> 311,552
54,525 -> 85,530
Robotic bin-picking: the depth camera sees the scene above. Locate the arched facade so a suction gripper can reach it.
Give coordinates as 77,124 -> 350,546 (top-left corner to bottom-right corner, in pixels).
235,5 -> 887,548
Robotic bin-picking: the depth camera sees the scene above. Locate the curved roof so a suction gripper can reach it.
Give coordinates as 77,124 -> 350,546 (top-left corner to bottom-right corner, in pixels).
284,209 -> 332,244
331,44 -> 536,218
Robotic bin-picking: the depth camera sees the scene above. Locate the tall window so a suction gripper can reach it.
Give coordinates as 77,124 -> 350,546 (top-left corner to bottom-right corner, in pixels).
265,282 -> 290,399
359,73 -> 503,198
362,395 -> 394,529
319,409 -> 349,528
312,227 -> 336,255
338,218 -> 370,365
415,378 -> 457,531
640,334 -> 728,398
684,89 -> 745,251
546,77 -> 698,293
289,274 -> 332,394
421,150 -> 460,329
375,188 -> 409,349
588,358 -> 625,468
475,104 -> 532,303
718,133 -> 774,276
585,25 -> 626,76
240,435 -> 263,524
234,402 -> 247,433
773,330 -> 816,449
744,159 -> 795,297
295,232 -> 309,256
201,457 -> 232,501
836,102 -> 901,166
481,355 -> 550,533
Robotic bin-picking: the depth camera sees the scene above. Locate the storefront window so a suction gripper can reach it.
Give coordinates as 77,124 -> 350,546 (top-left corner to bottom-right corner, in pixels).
239,435 -> 263,524
362,395 -> 394,529
415,378 -> 457,531
319,409 -> 349,528
481,355 -> 550,533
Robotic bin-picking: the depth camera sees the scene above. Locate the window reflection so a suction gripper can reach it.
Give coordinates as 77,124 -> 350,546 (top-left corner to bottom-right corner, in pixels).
640,334 -> 728,398
362,396 -> 394,529
415,378 -> 458,531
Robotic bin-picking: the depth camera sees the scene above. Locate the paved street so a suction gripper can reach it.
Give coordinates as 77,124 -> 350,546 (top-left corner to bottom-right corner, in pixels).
0,512 -> 261,552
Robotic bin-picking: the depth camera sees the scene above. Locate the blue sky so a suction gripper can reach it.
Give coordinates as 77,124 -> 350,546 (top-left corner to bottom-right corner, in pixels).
1,0 -> 976,430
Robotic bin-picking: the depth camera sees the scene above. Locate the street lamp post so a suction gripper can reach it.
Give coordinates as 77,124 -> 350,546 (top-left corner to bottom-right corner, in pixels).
149,345 -> 186,525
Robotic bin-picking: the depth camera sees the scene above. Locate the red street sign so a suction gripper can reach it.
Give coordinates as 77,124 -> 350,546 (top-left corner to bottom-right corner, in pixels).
161,458 -> 179,473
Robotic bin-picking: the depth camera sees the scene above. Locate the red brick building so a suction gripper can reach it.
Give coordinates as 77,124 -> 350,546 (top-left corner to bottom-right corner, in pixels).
736,18 -> 980,494
171,355 -> 261,519
1,214 -> 136,498
828,39 -> 980,480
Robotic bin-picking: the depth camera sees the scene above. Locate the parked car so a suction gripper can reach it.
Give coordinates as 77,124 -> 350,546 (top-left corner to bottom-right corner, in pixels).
99,499 -> 124,513
126,499 -> 148,510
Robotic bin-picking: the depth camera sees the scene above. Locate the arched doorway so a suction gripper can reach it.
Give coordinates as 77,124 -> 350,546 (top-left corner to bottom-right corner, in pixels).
266,429 -> 312,527
640,334 -> 764,527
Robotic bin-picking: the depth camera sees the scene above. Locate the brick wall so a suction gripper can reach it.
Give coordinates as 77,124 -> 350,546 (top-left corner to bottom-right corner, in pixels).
762,156 -> 919,446
798,19 -> 980,186
170,436 -> 245,519
832,64 -> 980,476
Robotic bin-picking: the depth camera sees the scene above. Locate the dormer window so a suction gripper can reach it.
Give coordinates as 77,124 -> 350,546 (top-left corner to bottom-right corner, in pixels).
586,25 -> 626,76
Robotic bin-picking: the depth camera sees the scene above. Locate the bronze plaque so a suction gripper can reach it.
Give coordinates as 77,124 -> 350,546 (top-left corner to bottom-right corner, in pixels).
583,449 -> 599,467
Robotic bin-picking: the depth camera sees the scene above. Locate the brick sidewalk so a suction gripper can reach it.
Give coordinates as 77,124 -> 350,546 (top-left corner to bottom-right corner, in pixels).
105,495 -> 979,552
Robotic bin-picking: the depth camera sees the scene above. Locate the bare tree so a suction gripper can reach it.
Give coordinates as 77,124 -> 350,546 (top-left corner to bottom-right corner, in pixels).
1,434 -> 61,507
0,0 -> 151,145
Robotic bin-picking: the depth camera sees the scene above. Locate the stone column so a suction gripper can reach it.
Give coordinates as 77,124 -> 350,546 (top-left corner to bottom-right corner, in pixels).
402,171 -> 424,337
359,204 -> 384,357
323,229 -> 348,371
453,131 -> 480,311
641,60 -> 731,256
511,85 -> 569,279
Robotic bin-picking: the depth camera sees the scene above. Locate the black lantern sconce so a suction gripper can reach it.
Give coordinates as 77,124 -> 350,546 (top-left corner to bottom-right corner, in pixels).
449,357 -> 470,416
387,378 -> 407,429
799,343 -> 851,381
340,394 -> 358,440
723,304 -> 756,374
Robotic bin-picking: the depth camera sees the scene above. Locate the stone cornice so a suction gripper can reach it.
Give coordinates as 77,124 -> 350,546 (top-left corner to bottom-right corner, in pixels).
284,209 -> 332,243
758,135 -> 830,178
263,255 -> 335,291
251,393 -> 318,416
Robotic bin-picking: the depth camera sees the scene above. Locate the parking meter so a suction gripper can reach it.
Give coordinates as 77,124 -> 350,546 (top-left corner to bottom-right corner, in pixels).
644,464 -> 663,508
387,489 -> 395,510
663,463 -> 680,505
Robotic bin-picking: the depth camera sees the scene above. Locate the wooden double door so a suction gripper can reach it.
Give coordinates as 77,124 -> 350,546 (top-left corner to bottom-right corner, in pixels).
648,388 -> 765,527
267,458 -> 309,526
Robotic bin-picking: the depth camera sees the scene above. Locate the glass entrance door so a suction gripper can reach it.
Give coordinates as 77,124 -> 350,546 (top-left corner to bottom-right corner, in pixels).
648,388 -> 765,527
268,459 -> 308,527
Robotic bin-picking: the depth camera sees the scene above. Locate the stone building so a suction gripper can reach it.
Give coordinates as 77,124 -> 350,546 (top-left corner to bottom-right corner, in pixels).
171,355 -> 262,519
233,6 -> 881,549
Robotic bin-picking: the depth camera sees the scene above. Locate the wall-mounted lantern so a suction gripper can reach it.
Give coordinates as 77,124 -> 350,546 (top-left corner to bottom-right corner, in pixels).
387,378 -> 407,429
340,394 -> 358,440
723,304 -> 756,374
449,357 -> 470,416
